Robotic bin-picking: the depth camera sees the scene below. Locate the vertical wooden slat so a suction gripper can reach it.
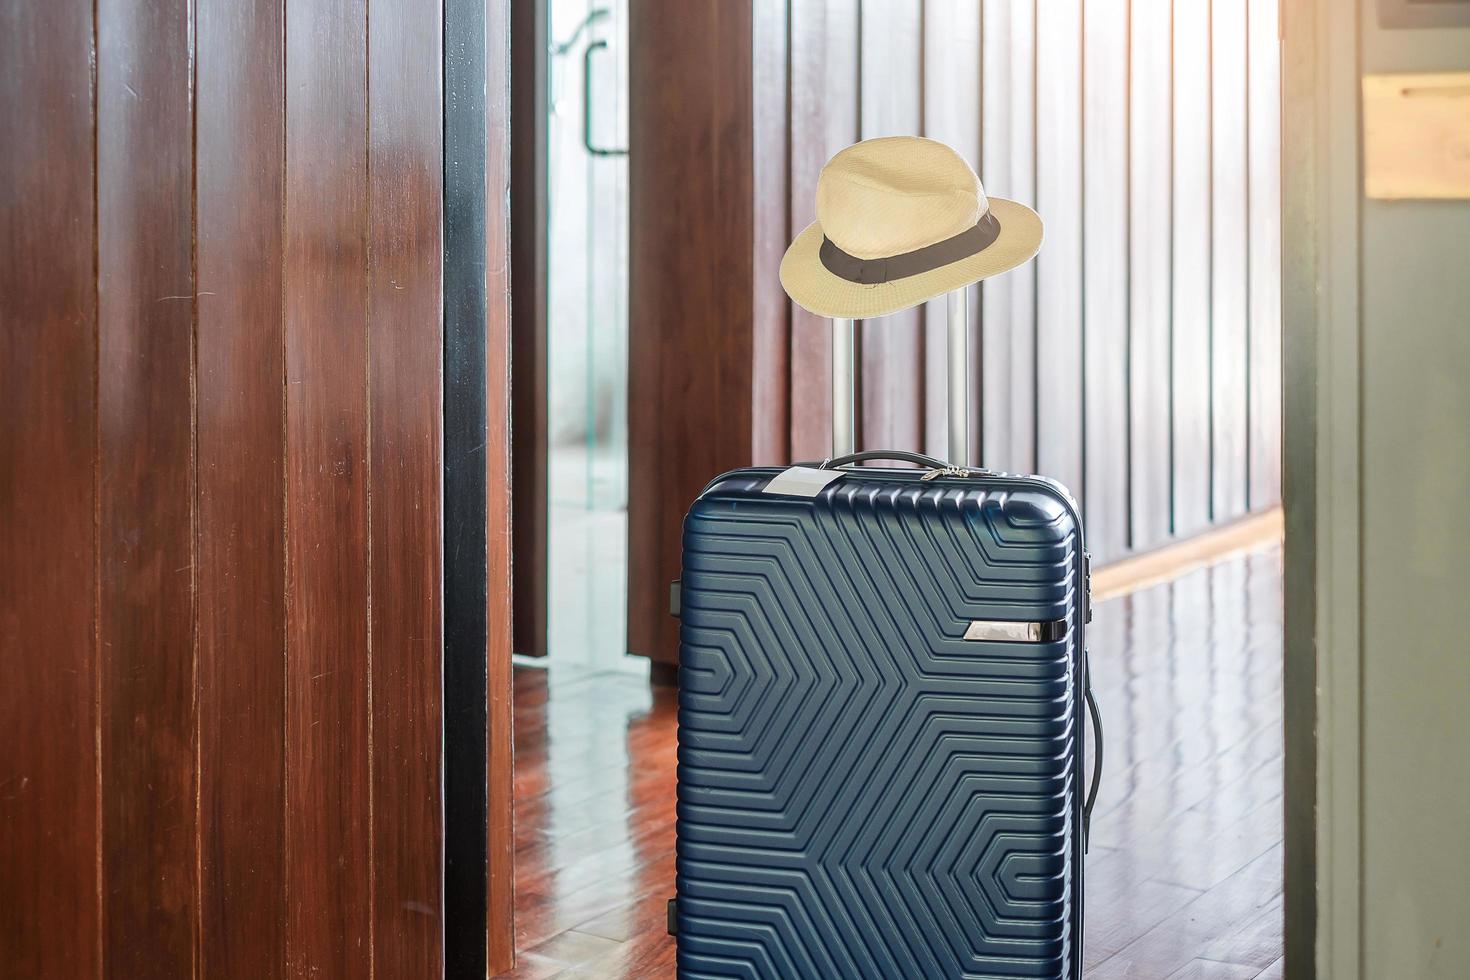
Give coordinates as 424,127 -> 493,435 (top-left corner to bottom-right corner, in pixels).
1034,0 -> 1085,498
368,0 -> 444,972
627,0 -> 757,666
980,0 -> 1037,473
1211,0 -> 1250,521
858,0 -> 924,453
0,1 -> 100,974
1247,0 -> 1282,510
788,0 -> 860,461
920,0 -> 982,462
1130,0 -> 1174,550
1171,0 -> 1212,536
195,0 -> 286,974
509,0 -> 549,660
96,0 -> 198,973
484,0 -> 516,966
752,0 -> 790,466
1082,0 -> 1130,562
284,0 -> 372,972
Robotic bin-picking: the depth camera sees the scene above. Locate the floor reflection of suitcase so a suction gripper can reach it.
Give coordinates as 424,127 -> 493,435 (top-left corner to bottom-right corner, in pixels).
670,295 -> 1102,979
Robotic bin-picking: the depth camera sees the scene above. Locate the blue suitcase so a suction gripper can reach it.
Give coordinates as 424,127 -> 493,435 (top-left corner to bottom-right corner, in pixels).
671,298 -> 1102,979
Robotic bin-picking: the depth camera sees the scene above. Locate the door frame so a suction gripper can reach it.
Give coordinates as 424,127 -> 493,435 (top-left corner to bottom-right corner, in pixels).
443,0 -> 514,973
1280,0 -> 1362,977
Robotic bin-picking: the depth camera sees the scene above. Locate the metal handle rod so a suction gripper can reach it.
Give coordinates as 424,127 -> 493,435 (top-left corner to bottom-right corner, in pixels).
831,291 -> 969,463
583,41 -> 629,157
947,288 -> 969,467
832,317 -> 855,457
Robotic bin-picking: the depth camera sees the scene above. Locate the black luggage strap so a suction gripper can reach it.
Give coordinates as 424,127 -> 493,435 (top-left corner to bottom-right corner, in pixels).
1083,653 -> 1104,854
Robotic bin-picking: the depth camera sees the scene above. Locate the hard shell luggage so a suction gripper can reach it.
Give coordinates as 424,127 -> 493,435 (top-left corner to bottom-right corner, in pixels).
670,294 -> 1102,979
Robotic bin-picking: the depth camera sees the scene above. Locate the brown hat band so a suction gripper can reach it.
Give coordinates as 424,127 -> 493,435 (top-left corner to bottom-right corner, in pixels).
818,210 -> 1002,285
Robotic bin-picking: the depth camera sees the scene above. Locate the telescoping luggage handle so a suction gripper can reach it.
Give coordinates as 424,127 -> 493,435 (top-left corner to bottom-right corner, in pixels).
828,290 -> 1103,851
830,290 -> 972,464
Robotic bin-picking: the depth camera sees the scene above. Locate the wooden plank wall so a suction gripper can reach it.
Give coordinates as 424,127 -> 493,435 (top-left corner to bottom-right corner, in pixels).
96,0 -> 199,972
0,0 -> 513,975
782,0 -> 1283,564
484,2 -> 518,967
196,0 -> 287,974
628,0 -> 1283,663
788,0 -> 859,461
0,2 -> 101,976
1082,0 -> 1131,561
1130,0 -> 1175,552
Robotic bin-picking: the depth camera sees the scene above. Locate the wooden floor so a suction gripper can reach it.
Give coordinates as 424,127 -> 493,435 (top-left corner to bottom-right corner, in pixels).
499,545 -> 1285,979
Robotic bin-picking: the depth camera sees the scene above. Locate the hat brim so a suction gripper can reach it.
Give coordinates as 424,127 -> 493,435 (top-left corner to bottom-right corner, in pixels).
779,197 -> 1043,320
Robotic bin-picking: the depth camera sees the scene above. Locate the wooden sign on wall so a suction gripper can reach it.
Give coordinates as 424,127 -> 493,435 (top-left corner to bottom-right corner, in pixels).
1364,72 -> 1470,200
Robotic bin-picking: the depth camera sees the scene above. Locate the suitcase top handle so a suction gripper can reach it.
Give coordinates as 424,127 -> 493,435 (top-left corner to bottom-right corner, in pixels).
819,449 -> 988,482
820,449 -> 950,470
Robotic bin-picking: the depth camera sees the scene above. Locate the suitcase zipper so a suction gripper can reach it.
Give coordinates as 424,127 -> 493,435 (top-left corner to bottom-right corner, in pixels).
918,465 -> 991,481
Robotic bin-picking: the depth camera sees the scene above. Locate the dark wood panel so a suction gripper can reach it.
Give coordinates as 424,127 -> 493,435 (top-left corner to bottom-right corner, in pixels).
496,547 -> 1285,978
510,0 -> 549,659
788,0 -> 860,461
857,0 -> 924,454
980,0 -> 1037,474
7,0 -> 473,969
0,1 -> 100,974
1082,0 -> 1131,563
1034,0 -> 1085,499
1247,0 -> 1282,511
1171,0 -> 1212,536
920,0 -> 982,463
368,0 -> 444,972
485,0 -> 517,967
1129,0 -> 1174,551
627,0 -> 756,665
195,0 -> 286,974
1211,0 -> 1250,522
96,0 -> 198,973
752,0 -> 790,465
283,0 -> 372,972
445,0 -> 502,970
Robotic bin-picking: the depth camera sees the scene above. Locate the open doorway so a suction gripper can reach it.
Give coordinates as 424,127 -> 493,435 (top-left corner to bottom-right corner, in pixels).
514,0 -> 641,678
502,0 -> 1287,975
543,0 -> 639,676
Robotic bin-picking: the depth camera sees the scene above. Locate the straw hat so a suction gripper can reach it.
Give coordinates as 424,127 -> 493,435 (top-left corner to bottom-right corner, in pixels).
780,136 -> 1042,320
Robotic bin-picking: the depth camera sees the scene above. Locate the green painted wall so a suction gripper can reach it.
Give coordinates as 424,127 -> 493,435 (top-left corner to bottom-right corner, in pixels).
1358,6 -> 1470,977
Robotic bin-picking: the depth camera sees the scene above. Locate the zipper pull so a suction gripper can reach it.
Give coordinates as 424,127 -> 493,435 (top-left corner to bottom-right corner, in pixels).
919,465 -> 991,481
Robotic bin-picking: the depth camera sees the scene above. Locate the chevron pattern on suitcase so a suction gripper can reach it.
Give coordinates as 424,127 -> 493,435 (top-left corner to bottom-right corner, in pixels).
676,471 -> 1082,980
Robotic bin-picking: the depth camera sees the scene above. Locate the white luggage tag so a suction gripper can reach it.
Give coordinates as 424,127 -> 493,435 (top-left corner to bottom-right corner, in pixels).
761,466 -> 846,498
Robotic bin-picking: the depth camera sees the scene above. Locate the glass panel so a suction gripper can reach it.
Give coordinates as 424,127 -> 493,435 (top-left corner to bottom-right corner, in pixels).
545,0 -> 637,672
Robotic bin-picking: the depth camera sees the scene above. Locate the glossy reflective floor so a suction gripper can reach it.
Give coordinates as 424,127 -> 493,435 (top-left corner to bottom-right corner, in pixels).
498,545 -> 1284,979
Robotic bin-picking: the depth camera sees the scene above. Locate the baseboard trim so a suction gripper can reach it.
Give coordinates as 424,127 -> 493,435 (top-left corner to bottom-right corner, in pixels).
1093,506 -> 1284,601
